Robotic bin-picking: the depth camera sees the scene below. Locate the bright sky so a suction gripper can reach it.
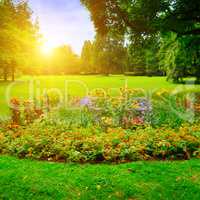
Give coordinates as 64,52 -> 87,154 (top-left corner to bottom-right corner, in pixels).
28,0 -> 95,55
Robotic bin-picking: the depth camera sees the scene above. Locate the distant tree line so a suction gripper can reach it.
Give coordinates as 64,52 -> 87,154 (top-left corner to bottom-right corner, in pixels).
30,45 -> 81,75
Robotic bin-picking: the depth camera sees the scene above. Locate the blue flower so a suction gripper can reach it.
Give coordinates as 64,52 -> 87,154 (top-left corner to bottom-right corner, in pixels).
80,97 -> 92,107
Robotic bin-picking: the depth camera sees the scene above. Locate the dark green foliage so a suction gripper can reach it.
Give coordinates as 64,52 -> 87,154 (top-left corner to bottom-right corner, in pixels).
81,0 -> 200,37
127,33 -> 162,75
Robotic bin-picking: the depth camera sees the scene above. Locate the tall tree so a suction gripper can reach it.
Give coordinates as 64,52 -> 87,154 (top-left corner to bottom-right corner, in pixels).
81,40 -> 94,73
94,35 -> 128,74
0,0 -> 39,81
81,36 -> 128,74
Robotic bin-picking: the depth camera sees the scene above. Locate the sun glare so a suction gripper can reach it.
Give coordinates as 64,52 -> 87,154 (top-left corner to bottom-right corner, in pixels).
40,42 -> 54,56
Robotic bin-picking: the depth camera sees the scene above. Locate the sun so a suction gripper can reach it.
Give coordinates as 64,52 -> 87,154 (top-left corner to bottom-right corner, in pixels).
40,42 -> 54,56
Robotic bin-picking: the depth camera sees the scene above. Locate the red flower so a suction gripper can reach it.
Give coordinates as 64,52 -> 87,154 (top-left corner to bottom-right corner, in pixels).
10,98 -> 20,107
132,117 -> 144,125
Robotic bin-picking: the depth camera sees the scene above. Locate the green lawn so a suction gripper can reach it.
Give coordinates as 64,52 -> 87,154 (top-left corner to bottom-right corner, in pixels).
1,75 -> 199,116
0,156 -> 199,200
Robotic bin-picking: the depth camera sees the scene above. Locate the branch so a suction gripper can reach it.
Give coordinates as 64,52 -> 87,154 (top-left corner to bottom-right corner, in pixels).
180,29 -> 200,36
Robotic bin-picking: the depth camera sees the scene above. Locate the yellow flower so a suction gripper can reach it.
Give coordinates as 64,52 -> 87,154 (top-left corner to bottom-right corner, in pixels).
132,100 -> 140,109
102,117 -> 113,126
156,89 -> 169,96
0,133 -> 4,140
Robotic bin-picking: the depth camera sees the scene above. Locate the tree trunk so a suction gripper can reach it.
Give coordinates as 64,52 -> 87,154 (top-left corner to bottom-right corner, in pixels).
11,65 -> 15,82
194,50 -> 200,84
3,66 -> 8,81
195,70 -> 200,84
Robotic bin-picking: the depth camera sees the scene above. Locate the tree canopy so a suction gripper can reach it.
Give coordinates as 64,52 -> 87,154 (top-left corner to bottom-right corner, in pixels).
81,0 -> 200,37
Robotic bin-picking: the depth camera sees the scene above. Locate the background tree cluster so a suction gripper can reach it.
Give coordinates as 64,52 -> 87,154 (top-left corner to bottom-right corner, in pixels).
81,0 -> 200,82
0,0 -> 39,81
41,45 -> 81,75
81,35 -> 128,74
0,0 -> 82,78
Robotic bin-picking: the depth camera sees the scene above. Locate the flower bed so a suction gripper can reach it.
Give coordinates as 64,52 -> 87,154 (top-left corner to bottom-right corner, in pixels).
1,88 -> 200,163
0,120 -> 200,162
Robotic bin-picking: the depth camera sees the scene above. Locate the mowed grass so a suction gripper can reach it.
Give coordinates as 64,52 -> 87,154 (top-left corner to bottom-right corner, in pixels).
0,156 -> 199,200
0,75 -> 199,116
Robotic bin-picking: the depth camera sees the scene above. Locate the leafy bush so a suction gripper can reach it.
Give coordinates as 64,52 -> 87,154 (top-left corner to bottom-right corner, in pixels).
150,90 -> 200,128
151,95 -> 190,128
